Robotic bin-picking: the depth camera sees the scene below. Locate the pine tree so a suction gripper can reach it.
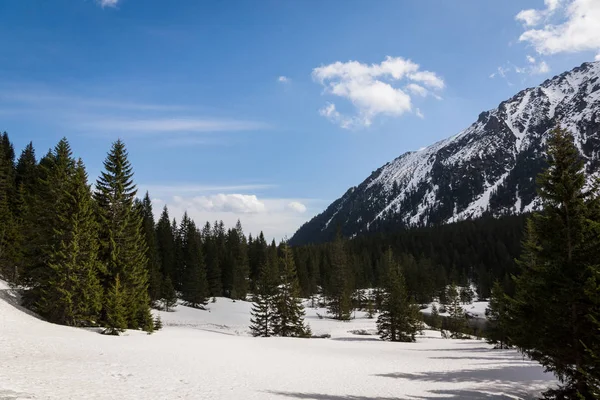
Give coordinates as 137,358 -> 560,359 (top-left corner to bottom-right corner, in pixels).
153,315 -> 163,331
430,304 -> 441,330
161,276 -> 177,312
327,232 -> 352,320
156,206 -> 176,284
138,192 -> 162,306
37,160 -> 103,326
376,249 -> 422,342
445,283 -> 468,339
249,248 -> 280,337
508,128 -> 600,398
272,243 -> 310,338
460,285 -> 474,304
485,281 -> 510,349
94,139 -> 152,332
0,140 -> 18,281
21,139 -> 77,309
104,274 -> 127,335
181,218 -> 209,308
202,221 -> 222,297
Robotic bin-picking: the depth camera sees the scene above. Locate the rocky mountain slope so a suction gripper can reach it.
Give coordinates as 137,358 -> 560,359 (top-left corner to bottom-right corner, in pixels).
291,61 -> 600,245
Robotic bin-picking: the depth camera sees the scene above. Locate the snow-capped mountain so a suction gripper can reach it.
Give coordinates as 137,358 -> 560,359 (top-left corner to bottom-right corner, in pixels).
291,61 -> 600,245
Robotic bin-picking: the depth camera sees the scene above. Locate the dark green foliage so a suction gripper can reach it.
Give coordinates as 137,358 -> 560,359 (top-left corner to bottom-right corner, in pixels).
156,206 -> 176,285
508,128 -> 600,398
271,243 -> 310,338
445,283 -> 468,339
202,222 -> 222,297
249,244 -> 281,337
0,134 -> 19,281
225,220 -> 249,300
94,139 -> 152,332
37,160 -> 103,326
180,217 -> 209,308
376,249 -> 422,342
138,193 -> 162,305
104,274 -> 127,335
460,286 -> 474,304
430,304 -> 441,330
326,232 -> 352,320
153,315 -> 163,331
485,281 -> 510,349
161,276 -> 177,312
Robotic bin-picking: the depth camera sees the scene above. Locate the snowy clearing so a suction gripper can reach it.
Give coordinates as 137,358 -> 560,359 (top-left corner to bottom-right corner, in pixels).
1,279 -> 556,400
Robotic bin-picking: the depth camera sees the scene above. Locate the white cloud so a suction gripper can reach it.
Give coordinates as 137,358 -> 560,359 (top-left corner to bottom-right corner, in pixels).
405,83 -> 428,97
287,201 -> 307,213
312,56 -> 444,128
278,76 -> 290,83
79,117 -> 268,133
526,55 -> 536,64
531,60 -> 550,74
517,0 -> 600,55
97,0 -> 119,7
415,108 -> 424,119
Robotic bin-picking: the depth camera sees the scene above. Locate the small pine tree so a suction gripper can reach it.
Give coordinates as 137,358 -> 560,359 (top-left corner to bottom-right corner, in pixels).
271,243 -> 310,338
376,249 -> 423,342
460,286 -> 474,305
446,283 -> 468,339
153,315 -> 163,331
249,254 -> 280,337
430,303 -> 441,331
161,276 -> 177,312
485,281 -> 510,349
326,232 -> 352,320
104,275 -> 127,335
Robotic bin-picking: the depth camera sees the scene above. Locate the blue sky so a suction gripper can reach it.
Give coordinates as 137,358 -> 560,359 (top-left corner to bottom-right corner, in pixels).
1,0 -> 599,240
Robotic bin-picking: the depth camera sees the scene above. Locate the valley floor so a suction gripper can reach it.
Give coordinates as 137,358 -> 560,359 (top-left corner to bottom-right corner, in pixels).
0,280 -> 555,400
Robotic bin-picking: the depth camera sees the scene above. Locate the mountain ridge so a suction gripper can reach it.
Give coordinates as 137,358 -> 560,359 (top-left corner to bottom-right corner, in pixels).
291,61 -> 600,245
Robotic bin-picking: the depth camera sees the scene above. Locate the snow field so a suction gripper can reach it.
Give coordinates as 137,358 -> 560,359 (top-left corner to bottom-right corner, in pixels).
0,280 -> 556,399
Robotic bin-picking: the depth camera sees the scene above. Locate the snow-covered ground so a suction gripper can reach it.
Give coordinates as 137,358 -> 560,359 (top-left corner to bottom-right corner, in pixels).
1,279 -> 556,399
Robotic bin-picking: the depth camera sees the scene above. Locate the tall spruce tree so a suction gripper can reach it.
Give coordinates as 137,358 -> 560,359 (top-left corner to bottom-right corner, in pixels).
376,249 -> 422,342
249,247 -> 281,337
94,139 -> 153,332
485,281 -> 510,349
137,193 -> 162,305
327,232 -> 352,320
156,206 -> 176,285
508,128 -> 600,398
21,139 -> 77,309
231,220 -> 249,300
0,134 -> 19,281
161,275 -> 177,311
272,243 -> 310,338
181,218 -> 209,308
445,283 -> 468,339
37,160 -> 103,326
202,221 -> 222,297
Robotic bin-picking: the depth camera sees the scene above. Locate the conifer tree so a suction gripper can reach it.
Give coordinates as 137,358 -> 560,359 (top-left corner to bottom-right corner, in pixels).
430,303 -> 441,330
0,135 -> 20,282
137,193 -> 162,305
249,248 -> 280,337
21,139 -> 76,308
181,218 -> 209,308
327,232 -> 352,320
485,281 -> 510,349
445,283 -> 468,339
231,220 -> 250,300
272,243 -> 310,337
37,160 -> 103,326
202,221 -> 222,297
156,206 -> 175,284
508,128 -> 600,398
104,274 -> 127,335
376,249 -> 422,342
161,276 -> 177,311
94,139 -> 152,332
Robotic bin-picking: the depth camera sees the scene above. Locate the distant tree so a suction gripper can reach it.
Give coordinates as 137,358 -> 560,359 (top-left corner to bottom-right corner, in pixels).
156,206 -> 176,285
445,283 -> 468,339
181,218 -> 209,309
326,232 -> 352,320
153,315 -> 163,331
485,281 -> 510,349
376,249 -> 422,342
161,276 -> 177,312
460,285 -> 474,305
104,274 -> 127,335
272,243 -> 311,338
430,304 -> 441,331
249,246 -> 281,337
137,192 -> 162,306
